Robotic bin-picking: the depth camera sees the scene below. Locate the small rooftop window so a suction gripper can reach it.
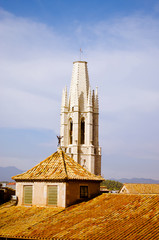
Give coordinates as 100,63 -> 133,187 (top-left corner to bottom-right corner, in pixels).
80,186 -> 88,198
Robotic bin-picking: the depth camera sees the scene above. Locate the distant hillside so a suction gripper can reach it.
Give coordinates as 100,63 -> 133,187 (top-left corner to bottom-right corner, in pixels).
111,178 -> 159,184
0,166 -> 23,182
101,179 -> 123,190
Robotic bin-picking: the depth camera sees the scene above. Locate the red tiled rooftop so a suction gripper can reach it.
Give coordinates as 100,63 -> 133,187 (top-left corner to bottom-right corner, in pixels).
12,149 -> 104,182
120,183 -> 159,194
0,194 -> 158,239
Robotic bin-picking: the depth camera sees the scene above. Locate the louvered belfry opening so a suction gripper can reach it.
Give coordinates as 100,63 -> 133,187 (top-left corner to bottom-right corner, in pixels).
47,185 -> 58,205
69,120 -> 73,144
81,118 -> 85,144
24,185 -> 32,205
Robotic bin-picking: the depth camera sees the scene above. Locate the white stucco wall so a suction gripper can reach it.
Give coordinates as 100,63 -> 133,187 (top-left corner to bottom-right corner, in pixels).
16,182 -> 66,207
66,181 -> 100,206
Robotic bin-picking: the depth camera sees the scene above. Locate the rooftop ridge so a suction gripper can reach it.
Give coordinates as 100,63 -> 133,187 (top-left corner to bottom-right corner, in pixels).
60,149 -> 68,179
124,183 -> 159,185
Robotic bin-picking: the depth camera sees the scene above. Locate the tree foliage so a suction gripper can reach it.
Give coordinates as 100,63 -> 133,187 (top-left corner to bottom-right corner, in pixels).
101,179 -> 123,190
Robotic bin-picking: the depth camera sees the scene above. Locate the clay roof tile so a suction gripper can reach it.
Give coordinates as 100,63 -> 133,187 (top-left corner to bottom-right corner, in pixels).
12,148 -> 104,182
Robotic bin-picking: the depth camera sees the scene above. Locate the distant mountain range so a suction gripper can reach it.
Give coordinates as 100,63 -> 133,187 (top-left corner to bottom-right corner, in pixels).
0,166 -> 23,182
0,166 -> 159,184
111,178 -> 159,184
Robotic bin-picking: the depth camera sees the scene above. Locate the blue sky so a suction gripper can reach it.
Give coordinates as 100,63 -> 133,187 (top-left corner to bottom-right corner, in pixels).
0,0 -> 159,180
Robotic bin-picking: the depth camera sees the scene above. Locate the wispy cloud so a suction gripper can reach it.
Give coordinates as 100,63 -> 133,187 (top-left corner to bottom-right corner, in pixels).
0,8 -> 74,130
76,14 -> 159,50
0,8 -> 159,178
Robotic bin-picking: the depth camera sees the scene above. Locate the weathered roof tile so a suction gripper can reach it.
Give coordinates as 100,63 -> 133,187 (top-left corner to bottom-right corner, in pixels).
0,194 -> 159,239
12,148 -> 104,181
120,183 -> 159,194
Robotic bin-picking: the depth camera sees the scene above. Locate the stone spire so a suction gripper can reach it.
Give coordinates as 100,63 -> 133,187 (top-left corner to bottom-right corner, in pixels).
61,86 -> 68,107
88,87 -> 92,107
74,82 -> 79,107
94,87 -> 99,111
69,61 -> 90,111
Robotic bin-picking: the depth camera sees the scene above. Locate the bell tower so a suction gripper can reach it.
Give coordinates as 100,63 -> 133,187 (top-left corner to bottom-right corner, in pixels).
60,61 -> 101,175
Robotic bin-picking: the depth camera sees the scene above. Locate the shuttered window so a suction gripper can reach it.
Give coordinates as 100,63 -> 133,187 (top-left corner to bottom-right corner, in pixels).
24,185 -> 32,205
80,186 -> 88,198
48,185 -> 58,205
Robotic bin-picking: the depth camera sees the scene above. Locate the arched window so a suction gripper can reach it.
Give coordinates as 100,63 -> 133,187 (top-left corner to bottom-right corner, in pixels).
69,120 -> 73,144
81,118 -> 85,144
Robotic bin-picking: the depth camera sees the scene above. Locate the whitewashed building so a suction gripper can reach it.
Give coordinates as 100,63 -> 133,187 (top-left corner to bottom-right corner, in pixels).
12,148 -> 103,207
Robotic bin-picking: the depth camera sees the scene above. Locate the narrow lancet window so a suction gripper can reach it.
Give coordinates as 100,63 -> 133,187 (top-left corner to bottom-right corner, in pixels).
81,118 -> 85,144
70,120 -> 73,144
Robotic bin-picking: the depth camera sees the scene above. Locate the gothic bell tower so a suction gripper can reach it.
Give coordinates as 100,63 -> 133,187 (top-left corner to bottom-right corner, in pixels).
60,61 -> 101,175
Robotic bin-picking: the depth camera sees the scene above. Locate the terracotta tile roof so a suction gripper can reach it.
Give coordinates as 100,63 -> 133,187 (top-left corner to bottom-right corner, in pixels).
12,148 -> 104,181
0,194 -> 158,239
120,183 -> 159,194
7,182 -> 16,185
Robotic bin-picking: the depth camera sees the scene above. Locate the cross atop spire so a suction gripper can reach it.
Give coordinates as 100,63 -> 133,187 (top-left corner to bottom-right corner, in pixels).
80,48 -> 83,61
